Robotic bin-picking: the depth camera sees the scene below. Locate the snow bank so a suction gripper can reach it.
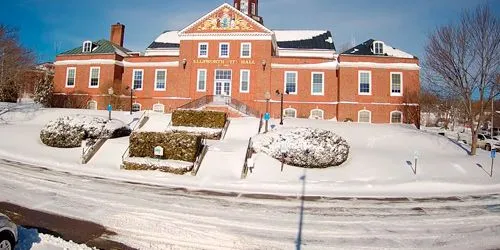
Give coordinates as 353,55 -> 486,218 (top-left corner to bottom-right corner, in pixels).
40,115 -> 131,148
166,126 -> 222,139
123,157 -> 194,175
17,226 -> 96,250
252,127 -> 349,168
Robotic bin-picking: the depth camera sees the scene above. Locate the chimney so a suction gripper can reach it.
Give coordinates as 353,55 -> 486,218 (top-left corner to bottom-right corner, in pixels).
110,23 -> 125,47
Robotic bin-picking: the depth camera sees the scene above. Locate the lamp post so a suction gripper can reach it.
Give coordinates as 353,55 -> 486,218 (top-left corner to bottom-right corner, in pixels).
275,89 -> 289,125
264,91 -> 271,133
126,86 -> 135,115
107,87 -> 114,120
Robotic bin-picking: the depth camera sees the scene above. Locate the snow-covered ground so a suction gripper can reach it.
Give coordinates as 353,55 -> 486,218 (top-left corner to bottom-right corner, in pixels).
16,226 -> 95,250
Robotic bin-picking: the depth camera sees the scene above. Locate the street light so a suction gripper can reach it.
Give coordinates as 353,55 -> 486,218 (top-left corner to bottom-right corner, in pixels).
126,86 -> 135,115
275,89 -> 289,125
107,87 -> 114,120
264,91 -> 271,133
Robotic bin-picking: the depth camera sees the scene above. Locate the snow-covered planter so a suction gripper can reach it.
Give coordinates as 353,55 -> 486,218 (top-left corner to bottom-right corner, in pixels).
252,128 -> 350,168
40,114 -> 131,148
122,157 -> 194,175
165,126 -> 222,140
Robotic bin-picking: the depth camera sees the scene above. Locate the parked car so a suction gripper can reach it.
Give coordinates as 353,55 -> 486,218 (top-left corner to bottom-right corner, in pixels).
477,133 -> 500,151
0,213 -> 17,250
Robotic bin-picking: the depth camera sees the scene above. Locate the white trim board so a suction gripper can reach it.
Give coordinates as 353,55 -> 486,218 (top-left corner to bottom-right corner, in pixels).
339,62 -> 420,70
272,61 -> 338,70
55,59 -> 179,67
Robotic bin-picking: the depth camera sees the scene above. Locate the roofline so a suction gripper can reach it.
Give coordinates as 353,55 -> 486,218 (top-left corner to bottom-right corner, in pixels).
339,54 -> 418,60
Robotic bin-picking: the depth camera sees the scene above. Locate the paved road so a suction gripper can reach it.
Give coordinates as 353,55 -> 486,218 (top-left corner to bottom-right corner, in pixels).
0,158 -> 499,249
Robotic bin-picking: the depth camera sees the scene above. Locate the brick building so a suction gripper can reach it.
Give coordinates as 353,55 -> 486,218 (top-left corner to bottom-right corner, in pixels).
53,1 -> 420,124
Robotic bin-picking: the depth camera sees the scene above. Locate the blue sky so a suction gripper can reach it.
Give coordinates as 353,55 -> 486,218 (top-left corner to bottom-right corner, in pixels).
1,0 -> 498,62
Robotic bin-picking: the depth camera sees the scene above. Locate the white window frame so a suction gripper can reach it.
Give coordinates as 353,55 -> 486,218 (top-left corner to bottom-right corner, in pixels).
131,102 -> 142,112
213,69 -> 232,96
358,110 -> 372,123
284,108 -> 297,118
251,3 -> 256,15
153,103 -> 165,113
373,41 -> 384,55
65,67 -> 76,88
132,69 -> 144,90
87,100 -> 97,110
219,42 -> 230,58
358,70 -> 371,95
82,41 -> 92,53
239,69 -> 250,93
154,69 -> 167,91
88,67 -> 100,88
284,71 -> 298,95
198,42 -> 208,58
311,72 -> 324,96
390,72 -> 403,96
310,109 -> 324,119
390,111 -> 403,124
240,42 -> 251,58
197,69 -> 207,92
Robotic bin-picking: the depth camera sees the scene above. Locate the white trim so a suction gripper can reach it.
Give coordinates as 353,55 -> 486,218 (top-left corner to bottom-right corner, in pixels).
152,103 -> 165,113
198,42 -> 208,58
88,67 -> 100,88
239,69 -> 250,93
390,110 -> 403,124
283,108 -> 297,118
54,59 -> 179,67
277,48 -> 336,59
154,69 -> 167,91
311,72 -> 324,96
132,102 -> 142,112
358,70 -> 371,95
65,67 -> 76,88
240,42 -> 252,58
310,109 -> 324,119
144,49 -> 180,57
284,71 -> 298,95
214,69 -> 232,96
152,96 -> 192,100
179,33 -> 272,41
373,41 -> 384,55
219,42 -> 230,58
132,69 -> 144,90
339,61 -> 420,70
82,41 -> 92,53
272,61 -> 338,70
390,72 -> 403,96
254,99 -> 420,106
358,110 -> 372,123
196,69 -> 207,92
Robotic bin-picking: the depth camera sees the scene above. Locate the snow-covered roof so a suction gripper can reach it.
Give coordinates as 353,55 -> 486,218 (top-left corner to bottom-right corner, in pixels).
342,39 -> 415,59
273,30 -> 329,42
154,31 -> 180,44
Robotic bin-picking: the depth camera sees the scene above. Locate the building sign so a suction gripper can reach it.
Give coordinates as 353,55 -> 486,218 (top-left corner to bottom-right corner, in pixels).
197,7 -> 254,31
193,59 -> 255,66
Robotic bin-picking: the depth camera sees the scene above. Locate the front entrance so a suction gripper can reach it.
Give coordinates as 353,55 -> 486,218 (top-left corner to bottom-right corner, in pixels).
214,69 -> 232,96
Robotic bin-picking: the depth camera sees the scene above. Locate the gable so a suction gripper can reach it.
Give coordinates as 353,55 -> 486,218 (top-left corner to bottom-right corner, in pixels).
180,3 -> 272,34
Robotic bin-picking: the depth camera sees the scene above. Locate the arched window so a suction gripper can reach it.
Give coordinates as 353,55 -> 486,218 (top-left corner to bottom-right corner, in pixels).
152,103 -> 165,113
390,111 -> 403,124
284,108 -> 297,118
310,109 -> 324,119
358,110 -> 371,123
87,100 -> 97,110
131,103 -> 142,112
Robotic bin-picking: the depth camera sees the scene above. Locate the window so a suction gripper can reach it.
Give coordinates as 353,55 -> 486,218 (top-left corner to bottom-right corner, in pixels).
131,103 -> 141,112
132,69 -> 143,90
240,70 -> 250,93
89,67 -> 100,88
219,43 -> 229,58
154,69 -> 166,91
153,103 -> 165,113
311,72 -> 324,95
82,41 -> 92,53
65,67 -> 76,87
284,108 -> 297,118
197,69 -> 207,92
251,3 -> 256,15
241,43 -> 251,58
240,0 -> 249,13
310,109 -> 324,119
391,72 -> 403,96
358,71 -> 371,95
358,110 -> 371,123
373,41 -> 384,55
87,100 -> 97,110
198,43 -> 208,58
390,111 -> 403,124
284,71 -> 297,94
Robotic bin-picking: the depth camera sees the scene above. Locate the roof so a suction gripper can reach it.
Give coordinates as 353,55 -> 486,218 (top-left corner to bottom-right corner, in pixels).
274,30 -> 334,50
60,39 -> 132,56
147,31 -> 180,50
342,39 -> 415,58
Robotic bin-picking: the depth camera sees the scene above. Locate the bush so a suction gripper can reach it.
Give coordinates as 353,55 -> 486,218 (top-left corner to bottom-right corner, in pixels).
122,158 -> 194,175
129,131 -> 201,162
172,110 -> 227,128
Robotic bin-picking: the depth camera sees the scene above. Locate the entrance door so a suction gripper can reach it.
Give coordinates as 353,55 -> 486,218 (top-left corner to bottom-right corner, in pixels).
214,70 -> 232,96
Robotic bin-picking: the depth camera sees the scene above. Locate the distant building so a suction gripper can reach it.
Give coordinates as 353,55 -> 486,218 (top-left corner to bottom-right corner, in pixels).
53,1 -> 420,124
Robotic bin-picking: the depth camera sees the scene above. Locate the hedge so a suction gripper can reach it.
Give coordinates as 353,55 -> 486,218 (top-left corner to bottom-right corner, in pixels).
122,161 -> 193,175
129,131 -> 201,162
172,110 -> 227,128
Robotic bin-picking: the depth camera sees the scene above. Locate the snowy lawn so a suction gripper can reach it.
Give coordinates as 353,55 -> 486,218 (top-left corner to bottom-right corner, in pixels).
16,226 -> 95,250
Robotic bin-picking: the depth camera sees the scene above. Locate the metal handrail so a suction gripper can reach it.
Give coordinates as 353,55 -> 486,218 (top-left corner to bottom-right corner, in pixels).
241,137 -> 254,179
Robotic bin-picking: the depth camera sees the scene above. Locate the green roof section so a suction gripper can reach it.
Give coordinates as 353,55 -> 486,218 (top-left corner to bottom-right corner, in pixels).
59,39 -> 132,56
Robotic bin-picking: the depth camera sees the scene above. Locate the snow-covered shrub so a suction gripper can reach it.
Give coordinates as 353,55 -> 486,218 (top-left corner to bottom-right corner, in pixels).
40,114 -> 131,148
252,127 -> 349,168
129,131 -> 201,162
172,110 -> 227,128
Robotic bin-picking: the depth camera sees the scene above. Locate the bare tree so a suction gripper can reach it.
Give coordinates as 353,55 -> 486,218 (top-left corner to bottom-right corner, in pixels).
0,24 -> 35,102
424,4 -> 500,155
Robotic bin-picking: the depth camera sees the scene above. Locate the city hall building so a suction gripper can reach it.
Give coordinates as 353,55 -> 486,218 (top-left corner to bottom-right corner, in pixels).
53,0 -> 420,124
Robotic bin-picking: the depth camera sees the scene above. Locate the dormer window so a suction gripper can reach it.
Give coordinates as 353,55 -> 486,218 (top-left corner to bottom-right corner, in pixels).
82,41 -> 92,53
373,41 -> 384,55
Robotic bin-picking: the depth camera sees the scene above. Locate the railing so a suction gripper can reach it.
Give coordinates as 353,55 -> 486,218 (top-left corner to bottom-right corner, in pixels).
240,138 -> 254,179
177,95 -> 261,118
221,119 -> 231,140
191,139 -> 208,176
257,113 -> 264,134
121,111 -> 150,162
177,95 -> 213,110
226,97 -> 261,118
